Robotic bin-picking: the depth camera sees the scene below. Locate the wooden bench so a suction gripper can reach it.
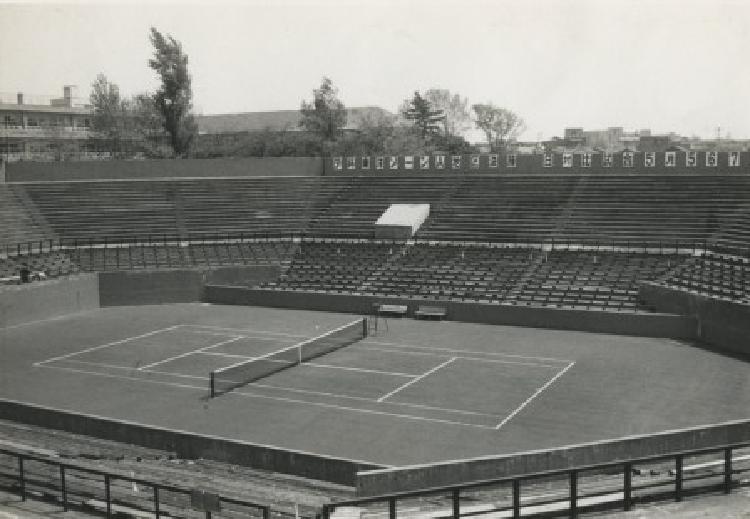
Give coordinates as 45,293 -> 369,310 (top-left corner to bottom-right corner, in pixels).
414,305 -> 447,320
374,304 -> 408,317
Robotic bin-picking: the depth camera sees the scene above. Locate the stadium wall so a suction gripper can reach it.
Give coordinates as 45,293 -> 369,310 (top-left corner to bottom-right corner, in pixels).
325,152 -> 750,175
5,157 -> 323,181
355,418 -> 750,496
202,286 -> 695,339
98,266 -> 280,306
0,399 -> 381,485
639,282 -> 750,355
0,274 -> 99,328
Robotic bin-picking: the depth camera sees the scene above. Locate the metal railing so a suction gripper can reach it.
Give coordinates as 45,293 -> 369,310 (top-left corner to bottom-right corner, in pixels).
0,445 -> 302,519
323,444 -> 750,519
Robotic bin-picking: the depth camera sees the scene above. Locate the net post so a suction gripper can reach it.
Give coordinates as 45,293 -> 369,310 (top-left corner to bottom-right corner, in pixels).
209,372 -> 215,398
724,447 -> 733,494
363,317 -> 368,338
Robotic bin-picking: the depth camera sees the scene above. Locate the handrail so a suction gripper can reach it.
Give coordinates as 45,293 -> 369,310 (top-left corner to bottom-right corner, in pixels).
323,442 -> 750,519
0,445 -> 293,519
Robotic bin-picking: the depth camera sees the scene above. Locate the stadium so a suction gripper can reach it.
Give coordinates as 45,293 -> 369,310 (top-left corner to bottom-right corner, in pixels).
1,150 -> 749,518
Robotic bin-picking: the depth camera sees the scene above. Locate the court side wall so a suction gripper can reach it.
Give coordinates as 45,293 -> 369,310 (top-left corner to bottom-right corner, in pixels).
99,266 -> 280,306
355,418 -> 750,496
0,274 -> 99,328
639,282 -> 750,355
6,157 -> 323,181
203,286 -> 695,339
0,399 -> 381,485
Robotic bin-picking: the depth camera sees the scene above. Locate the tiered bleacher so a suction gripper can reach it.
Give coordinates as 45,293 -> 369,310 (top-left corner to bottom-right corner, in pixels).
263,241 -> 686,311
657,251 -> 750,303
4,173 -> 750,310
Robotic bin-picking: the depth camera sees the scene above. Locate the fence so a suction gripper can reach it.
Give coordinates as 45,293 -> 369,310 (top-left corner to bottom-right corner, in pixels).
324,443 -> 750,519
0,446 -> 301,519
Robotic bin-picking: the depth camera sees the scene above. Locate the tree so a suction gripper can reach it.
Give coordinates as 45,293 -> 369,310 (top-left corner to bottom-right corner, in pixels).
89,74 -> 127,156
424,89 -> 472,138
148,27 -> 196,157
300,77 -> 347,142
402,91 -> 444,139
472,103 -> 525,151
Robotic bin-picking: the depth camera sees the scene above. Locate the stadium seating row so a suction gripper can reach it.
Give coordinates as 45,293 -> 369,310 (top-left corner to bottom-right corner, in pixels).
7,174 -> 750,250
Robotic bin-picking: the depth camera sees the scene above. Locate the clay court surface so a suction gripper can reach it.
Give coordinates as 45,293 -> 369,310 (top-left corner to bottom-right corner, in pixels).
1,303 -> 749,467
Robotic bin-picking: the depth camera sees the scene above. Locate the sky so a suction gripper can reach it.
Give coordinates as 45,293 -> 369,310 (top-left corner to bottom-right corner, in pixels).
1,0 -> 749,141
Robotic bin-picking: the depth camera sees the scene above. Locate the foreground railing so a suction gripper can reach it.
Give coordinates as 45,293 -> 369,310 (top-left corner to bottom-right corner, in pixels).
323,444 -> 750,519
0,445 -> 308,518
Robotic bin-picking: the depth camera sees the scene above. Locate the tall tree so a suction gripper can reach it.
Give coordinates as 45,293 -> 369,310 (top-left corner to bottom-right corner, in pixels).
300,77 -> 347,142
89,74 -> 127,156
424,89 -> 471,138
402,91 -> 444,139
148,27 -> 196,157
472,103 -> 525,150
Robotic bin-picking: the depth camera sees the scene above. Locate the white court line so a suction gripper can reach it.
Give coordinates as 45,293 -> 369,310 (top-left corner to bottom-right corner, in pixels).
303,362 -> 415,378
36,363 -> 495,430
179,324 -> 306,339
377,357 -> 457,403
54,358 -> 211,381
43,358 -> 501,418
138,336 -> 243,370
366,340 -> 573,364
359,345 -> 561,368
33,325 -> 181,366
244,381 -> 502,418
201,351 -> 256,359
494,361 -> 576,430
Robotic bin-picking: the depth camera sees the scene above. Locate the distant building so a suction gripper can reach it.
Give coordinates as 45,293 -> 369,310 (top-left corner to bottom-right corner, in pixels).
0,86 -> 99,162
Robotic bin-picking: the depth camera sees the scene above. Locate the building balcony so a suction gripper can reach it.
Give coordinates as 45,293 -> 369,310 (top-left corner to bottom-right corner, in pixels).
0,126 -> 92,139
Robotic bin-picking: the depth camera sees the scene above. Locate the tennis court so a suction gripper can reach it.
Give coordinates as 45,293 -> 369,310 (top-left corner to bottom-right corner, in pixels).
3,303 -> 750,467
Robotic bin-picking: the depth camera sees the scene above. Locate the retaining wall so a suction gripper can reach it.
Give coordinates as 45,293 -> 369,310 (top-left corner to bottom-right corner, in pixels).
0,399 -> 380,485
6,157 -> 323,182
639,282 -> 750,355
355,418 -> 750,496
203,286 -> 695,339
0,274 -> 99,327
99,266 -> 280,307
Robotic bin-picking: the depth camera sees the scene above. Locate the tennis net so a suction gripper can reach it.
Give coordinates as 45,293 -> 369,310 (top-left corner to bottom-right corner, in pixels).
210,318 -> 367,397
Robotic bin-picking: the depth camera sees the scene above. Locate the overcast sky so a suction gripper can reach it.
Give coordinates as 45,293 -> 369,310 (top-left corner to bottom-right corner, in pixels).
1,0 -> 749,141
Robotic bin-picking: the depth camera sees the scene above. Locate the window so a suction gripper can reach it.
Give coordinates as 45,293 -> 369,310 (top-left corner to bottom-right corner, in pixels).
706,151 -> 717,167
665,151 -> 676,167
489,154 -> 498,168
581,153 -> 592,167
389,156 -> 399,169
451,155 -> 461,169
644,152 -> 656,167
543,153 -> 553,167
346,156 -> 356,170
686,151 -> 697,167
435,155 -> 446,169
470,155 -> 480,169
420,156 -> 430,169
506,154 -> 517,168
2,115 -> 19,127
602,152 -> 613,167
332,157 -> 343,170
622,151 -> 634,167
361,156 -> 370,169
729,151 -> 741,167
376,156 -> 385,170
562,153 -> 573,167
26,116 -> 40,128
404,156 -> 414,169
